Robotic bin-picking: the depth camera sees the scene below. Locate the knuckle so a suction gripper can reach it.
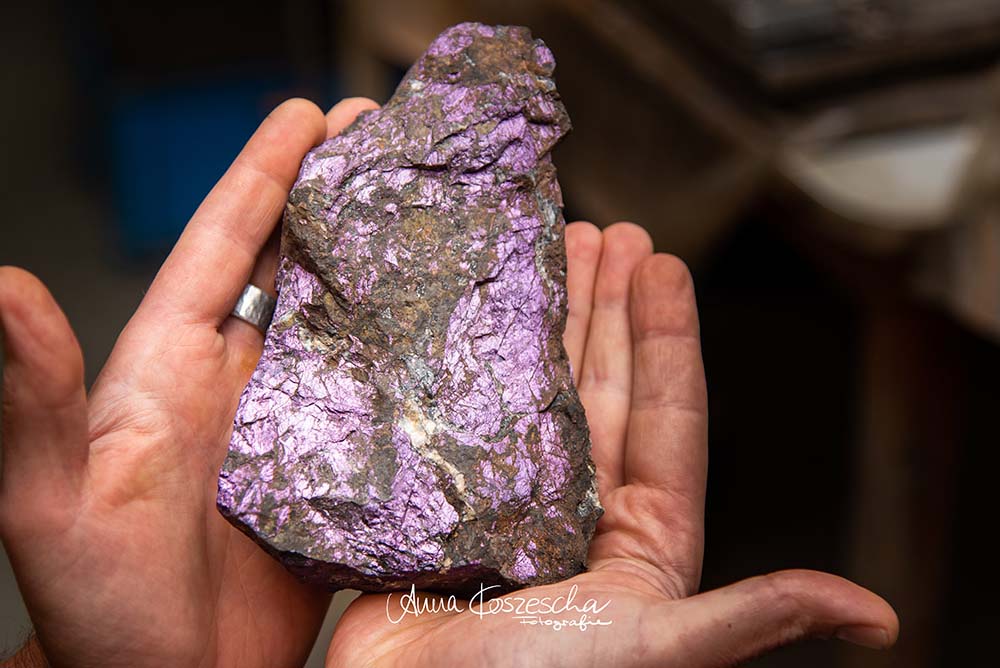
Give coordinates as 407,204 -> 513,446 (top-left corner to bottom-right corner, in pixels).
612,484 -> 701,597
760,571 -> 812,623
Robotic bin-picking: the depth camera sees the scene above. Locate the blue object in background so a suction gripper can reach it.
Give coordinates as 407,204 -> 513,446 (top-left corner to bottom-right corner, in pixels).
109,77 -> 290,257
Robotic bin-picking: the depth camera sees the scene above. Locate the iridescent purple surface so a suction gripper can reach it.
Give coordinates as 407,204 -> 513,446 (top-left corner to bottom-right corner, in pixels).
217,22 -> 602,594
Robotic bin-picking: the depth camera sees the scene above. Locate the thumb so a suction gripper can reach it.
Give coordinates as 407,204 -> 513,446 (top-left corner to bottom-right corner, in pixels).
659,569 -> 898,667
0,267 -> 88,506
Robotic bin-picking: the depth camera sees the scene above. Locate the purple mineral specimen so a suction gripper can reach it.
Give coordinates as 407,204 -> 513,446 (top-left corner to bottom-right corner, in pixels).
217,22 -> 602,595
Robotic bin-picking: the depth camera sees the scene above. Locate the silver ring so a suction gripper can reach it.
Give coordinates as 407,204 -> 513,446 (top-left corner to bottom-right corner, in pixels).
230,284 -> 277,334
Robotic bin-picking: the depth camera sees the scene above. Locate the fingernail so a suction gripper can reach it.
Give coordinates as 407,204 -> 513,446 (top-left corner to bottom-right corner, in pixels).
835,625 -> 890,649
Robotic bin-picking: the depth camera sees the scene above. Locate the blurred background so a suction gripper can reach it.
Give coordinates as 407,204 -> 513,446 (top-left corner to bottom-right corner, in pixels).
2,0 -> 999,666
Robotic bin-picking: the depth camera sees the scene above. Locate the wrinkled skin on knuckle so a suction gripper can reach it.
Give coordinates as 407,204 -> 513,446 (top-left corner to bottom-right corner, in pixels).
596,485 -> 695,598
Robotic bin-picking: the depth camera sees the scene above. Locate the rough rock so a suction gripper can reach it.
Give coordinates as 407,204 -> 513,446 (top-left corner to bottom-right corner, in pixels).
217,22 -> 602,595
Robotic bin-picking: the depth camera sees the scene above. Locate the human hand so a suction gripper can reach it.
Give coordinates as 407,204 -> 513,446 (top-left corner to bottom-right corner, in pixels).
324,223 -> 899,667
0,97 -> 378,668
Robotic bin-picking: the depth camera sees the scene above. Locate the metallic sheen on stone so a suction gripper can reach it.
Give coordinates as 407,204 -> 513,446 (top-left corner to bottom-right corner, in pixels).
217,22 -> 602,595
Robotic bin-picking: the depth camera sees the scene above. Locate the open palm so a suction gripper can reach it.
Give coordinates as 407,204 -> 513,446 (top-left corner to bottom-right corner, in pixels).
0,98 -> 897,668
324,223 -> 898,667
0,98 -> 377,668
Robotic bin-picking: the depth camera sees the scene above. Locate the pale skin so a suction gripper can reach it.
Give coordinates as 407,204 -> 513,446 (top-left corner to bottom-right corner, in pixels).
0,98 -> 898,668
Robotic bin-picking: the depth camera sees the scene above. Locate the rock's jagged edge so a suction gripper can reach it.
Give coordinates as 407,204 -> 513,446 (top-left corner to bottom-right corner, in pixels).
217,22 -> 603,596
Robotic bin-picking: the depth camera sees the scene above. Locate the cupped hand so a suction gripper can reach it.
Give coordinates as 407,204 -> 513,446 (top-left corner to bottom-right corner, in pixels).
1,95 -> 898,668
324,223 -> 899,667
0,97 -> 378,668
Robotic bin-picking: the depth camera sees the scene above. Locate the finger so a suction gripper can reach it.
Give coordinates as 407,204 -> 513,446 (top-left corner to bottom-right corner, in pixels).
577,222 -> 653,495
624,253 -> 707,594
139,98 -> 327,326
0,267 -> 88,501
222,98 -> 381,380
220,228 -> 281,381
563,221 -> 602,380
325,97 -> 379,137
655,570 -> 898,667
